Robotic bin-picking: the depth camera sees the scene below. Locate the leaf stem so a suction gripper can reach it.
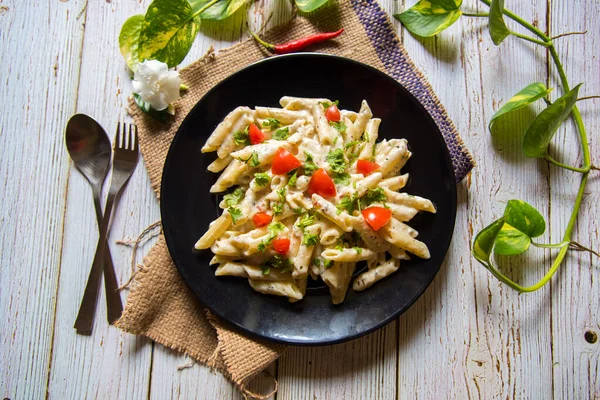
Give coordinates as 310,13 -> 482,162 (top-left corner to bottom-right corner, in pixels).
477,0 -> 594,292
551,31 -> 588,40
191,0 -> 220,19
577,95 -> 600,102
479,0 -> 550,41
545,155 -> 591,173
569,241 -> 600,258
247,25 -> 276,52
531,241 -> 569,249
463,12 -> 489,17
511,31 -> 550,46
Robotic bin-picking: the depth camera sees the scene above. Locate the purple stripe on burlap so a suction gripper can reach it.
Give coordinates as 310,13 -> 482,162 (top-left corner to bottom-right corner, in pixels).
350,0 -> 474,182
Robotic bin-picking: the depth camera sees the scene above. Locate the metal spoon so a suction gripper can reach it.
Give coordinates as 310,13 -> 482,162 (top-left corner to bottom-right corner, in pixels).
66,114 -> 123,332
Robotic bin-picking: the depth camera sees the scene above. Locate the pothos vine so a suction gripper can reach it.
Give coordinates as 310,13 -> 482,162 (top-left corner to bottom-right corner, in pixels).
395,0 -> 598,292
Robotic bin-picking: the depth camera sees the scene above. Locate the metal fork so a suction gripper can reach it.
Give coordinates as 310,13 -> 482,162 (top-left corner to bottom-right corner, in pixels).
74,123 -> 140,335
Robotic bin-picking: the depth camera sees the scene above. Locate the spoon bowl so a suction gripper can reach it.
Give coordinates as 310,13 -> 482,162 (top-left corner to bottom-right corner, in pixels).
66,114 -> 111,188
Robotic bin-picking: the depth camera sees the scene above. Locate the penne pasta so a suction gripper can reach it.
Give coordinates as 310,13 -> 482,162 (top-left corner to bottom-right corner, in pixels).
353,259 -> 400,291
197,97 -> 436,303
202,106 -> 253,152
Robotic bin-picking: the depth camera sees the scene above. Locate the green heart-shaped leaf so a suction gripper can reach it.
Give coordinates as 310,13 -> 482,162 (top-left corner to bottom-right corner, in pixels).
488,0 -> 510,45
138,0 -> 201,68
394,0 -> 463,38
503,199 -> 545,238
523,83 -> 582,158
473,217 -> 505,264
494,223 -> 531,255
190,0 -> 249,20
489,82 -> 553,131
119,14 -> 144,71
295,0 -> 330,13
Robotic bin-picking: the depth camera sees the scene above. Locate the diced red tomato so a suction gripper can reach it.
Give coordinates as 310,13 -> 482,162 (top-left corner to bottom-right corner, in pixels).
325,104 -> 340,122
252,212 -> 272,227
248,123 -> 266,145
271,147 -> 301,175
272,238 -> 291,255
308,168 -> 337,198
356,159 -> 381,176
361,207 -> 392,231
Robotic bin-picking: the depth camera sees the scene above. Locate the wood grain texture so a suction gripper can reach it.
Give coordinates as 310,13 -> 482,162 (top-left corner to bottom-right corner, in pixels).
46,0 -> 156,398
0,1 -> 85,398
277,322 -> 397,400
549,1 -> 600,399
391,0 -> 554,398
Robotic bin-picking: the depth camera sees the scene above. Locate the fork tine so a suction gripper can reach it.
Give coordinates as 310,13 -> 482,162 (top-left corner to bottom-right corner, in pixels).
123,122 -> 128,148
129,124 -> 134,150
115,122 -> 121,148
133,125 -> 139,151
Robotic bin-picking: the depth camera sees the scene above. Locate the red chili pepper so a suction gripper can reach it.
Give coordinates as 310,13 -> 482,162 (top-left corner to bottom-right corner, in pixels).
248,28 -> 344,54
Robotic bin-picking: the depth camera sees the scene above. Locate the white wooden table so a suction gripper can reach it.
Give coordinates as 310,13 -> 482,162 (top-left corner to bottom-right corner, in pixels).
1,0 -> 599,398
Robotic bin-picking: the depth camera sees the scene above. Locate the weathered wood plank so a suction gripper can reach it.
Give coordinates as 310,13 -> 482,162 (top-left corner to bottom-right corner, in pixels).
550,1 -> 600,399
277,322 -> 397,400
46,1 -> 157,398
392,0 -> 553,398
0,1 -> 86,398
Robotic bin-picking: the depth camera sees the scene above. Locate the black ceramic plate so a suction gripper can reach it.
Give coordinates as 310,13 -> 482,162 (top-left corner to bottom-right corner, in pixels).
161,53 -> 456,346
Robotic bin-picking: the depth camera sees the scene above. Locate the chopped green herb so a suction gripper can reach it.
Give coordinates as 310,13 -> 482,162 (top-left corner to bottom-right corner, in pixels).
336,195 -> 357,214
233,125 -> 250,145
287,171 -> 298,187
261,118 -> 281,129
330,121 -> 347,133
223,187 -> 244,207
228,207 -> 242,224
312,257 -> 334,269
273,127 -> 290,140
272,187 -> 286,215
277,187 -> 286,202
326,149 -> 347,174
254,172 -> 270,187
293,207 -> 305,214
297,212 -> 315,228
260,255 -> 293,275
249,152 -> 260,167
345,140 -> 361,150
333,136 -> 339,146
361,131 -> 369,142
358,188 -> 387,209
336,189 -> 384,214
303,151 -> 319,176
332,172 -> 351,185
272,202 -> 283,215
258,222 -> 285,251
347,147 -> 364,165
353,246 -> 363,255
319,100 -> 339,109
302,233 -> 319,246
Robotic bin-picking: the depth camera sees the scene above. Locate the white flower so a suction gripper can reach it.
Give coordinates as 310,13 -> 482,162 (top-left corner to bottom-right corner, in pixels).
132,60 -> 181,111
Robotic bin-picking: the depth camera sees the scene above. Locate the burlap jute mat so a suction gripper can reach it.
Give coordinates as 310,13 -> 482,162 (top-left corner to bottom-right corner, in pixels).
116,0 -> 474,396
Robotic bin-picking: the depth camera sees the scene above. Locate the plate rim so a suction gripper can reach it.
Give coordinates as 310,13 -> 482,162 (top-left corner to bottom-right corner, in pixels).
160,52 -> 457,346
